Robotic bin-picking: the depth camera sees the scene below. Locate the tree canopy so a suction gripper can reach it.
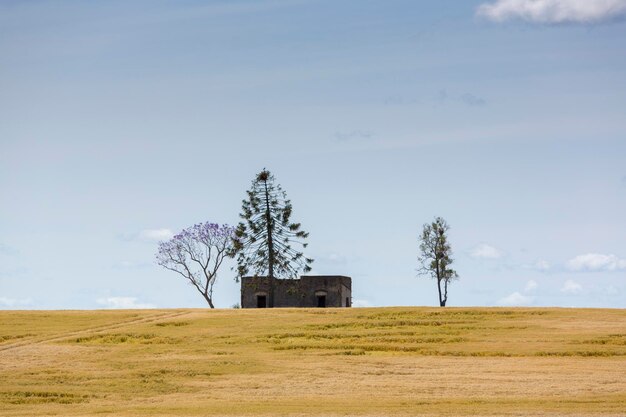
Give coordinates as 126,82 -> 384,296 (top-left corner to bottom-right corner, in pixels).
156,222 -> 234,308
417,217 -> 458,307
232,169 -> 313,307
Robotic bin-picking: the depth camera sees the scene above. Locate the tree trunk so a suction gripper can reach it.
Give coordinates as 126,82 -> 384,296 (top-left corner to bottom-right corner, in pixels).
263,180 -> 275,308
436,255 -> 445,307
437,279 -> 445,306
204,294 -> 215,309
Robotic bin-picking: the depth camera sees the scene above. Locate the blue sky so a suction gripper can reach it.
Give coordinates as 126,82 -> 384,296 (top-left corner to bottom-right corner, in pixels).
1,0 -> 625,309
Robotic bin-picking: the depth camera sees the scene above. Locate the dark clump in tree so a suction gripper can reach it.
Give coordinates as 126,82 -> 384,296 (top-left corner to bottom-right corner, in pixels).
417,217 -> 458,307
156,222 -> 234,308
232,169 -> 313,308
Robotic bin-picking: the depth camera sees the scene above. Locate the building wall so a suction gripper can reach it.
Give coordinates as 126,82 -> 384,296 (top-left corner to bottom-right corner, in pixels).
241,275 -> 352,308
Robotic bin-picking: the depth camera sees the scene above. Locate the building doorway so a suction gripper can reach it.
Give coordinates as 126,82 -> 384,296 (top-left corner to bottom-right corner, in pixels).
257,295 -> 267,308
317,295 -> 326,308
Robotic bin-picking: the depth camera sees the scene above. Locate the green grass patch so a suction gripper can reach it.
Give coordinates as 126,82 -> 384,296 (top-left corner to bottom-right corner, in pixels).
63,332 -> 179,345
154,321 -> 190,327
0,391 -> 92,404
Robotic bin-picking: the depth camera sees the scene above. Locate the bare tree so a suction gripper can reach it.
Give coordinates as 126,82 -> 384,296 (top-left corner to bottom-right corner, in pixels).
156,222 -> 234,308
417,217 -> 458,307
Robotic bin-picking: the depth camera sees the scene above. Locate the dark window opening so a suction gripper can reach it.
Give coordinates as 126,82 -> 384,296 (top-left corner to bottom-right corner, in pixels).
257,295 -> 267,308
346,297 -> 350,307
317,295 -> 326,308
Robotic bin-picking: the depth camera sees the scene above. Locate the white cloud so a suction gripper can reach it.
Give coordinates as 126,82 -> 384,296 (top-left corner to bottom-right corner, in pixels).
522,259 -> 551,272
524,279 -> 538,292
477,0 -> 626,24
534,259 -> 551,271
139,228 -> 174,242
497,292 -> 533,306
470,243 -> 503,259
0,297 -> 33,307
97,297 -> 155,309
561,279 -> 583,294
352,299 -> 372,308
118,228 -> 174,242
566,253 -> 626,271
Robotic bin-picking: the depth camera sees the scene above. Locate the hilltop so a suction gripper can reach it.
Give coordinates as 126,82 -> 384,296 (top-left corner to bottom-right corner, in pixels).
1,307 -> 625,416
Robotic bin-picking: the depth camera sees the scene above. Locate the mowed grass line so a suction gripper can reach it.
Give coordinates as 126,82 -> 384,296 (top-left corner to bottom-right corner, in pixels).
0,310 -> 190,352
0,307 -> 625,416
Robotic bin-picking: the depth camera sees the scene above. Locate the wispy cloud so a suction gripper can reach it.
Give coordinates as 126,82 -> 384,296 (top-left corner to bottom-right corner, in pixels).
383,96 -> 421,106
191,0 -> 312,18
352,299 -> 372,308
561,279 -> 583,294
0,243 -> 19,256
477,0 -> 626,24
470,243 -> 503,259
97,297 -> 155,309
119,228 -> 174,242
384,90 -> 487,108
497,291 -> 533,306
566,253 -> 626,272
333,130 -> 374,143
522,259 -> 551,272
0,267 -> 29,279
534,259 -> 551,271
140,229 -> 174,241
524,279 -> 538,292
497,278 -> 537,306
460,93 -> 487,107
0,297 -> 33,307
315,252 -> 349,266
436,89 -> 488,107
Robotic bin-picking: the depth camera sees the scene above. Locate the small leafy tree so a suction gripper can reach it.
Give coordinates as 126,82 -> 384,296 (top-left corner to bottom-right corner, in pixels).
156,222 -> 234,308
232,169 -> 313,307
417,217 -> 458,307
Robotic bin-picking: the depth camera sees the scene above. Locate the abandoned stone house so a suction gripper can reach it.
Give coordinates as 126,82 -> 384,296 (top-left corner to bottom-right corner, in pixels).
241,275 -> 352,308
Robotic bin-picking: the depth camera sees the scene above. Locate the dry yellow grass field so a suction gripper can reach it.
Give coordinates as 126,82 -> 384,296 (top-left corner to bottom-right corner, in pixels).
1,307 -> 625,416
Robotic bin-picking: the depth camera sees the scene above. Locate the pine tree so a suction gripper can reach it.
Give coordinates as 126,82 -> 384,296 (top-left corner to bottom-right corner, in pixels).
232,169 -> 313,307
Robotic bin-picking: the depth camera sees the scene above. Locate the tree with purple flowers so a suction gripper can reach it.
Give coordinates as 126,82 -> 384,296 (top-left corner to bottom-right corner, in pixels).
156,222 -> 235,308
232,169 -> 313,307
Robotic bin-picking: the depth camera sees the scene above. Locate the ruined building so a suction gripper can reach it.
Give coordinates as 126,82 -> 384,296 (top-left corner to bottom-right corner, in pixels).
241,275 -> 352,308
